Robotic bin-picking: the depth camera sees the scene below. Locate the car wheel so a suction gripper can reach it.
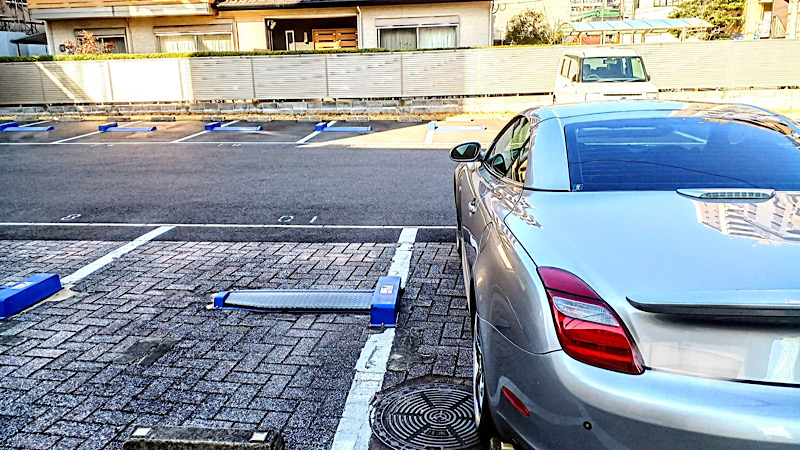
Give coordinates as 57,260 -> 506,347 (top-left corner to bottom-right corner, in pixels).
473,314 -> 497,439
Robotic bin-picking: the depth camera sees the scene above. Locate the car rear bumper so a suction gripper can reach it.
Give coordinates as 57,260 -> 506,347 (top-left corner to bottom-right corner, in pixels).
484,326 -> 800,449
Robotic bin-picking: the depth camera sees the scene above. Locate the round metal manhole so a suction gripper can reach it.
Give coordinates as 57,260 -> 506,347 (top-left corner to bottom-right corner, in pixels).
370,383 -> 480,450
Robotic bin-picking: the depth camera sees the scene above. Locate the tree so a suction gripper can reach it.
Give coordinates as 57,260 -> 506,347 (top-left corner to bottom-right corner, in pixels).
62,30 -> 115,55
668,0 -> 744,40
504,9 -> 561,45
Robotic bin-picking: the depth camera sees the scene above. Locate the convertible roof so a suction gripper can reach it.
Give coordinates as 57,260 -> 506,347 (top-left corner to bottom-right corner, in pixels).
530,102 -> 797,133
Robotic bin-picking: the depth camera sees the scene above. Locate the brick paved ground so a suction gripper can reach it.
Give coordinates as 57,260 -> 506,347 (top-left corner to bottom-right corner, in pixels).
0,241 -> 123,286
0,241 -> 396,450
383,242 -> 472,389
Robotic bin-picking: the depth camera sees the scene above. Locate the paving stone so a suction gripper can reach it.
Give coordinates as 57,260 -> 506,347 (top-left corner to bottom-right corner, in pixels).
215,407 -> 265,424
4,432 -> 61,449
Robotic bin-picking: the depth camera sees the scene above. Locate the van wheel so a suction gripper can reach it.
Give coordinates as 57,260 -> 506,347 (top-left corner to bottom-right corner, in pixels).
552,94 -> 557,105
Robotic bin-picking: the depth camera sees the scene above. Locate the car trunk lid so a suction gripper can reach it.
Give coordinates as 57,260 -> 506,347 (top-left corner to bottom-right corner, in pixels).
509,191 -> 800,385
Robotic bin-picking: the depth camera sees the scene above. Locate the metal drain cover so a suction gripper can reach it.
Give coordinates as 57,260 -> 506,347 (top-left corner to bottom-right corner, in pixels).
370,383 -> 480,450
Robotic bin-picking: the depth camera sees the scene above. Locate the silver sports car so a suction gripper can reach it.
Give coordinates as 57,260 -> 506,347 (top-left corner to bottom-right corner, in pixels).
450,101 -> 800,449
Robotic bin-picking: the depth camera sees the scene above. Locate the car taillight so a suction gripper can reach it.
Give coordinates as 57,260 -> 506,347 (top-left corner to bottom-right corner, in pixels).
538,267 -> 644,375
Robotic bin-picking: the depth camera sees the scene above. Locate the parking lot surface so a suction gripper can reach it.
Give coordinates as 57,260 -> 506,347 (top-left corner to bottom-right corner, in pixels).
0,118 -> 504,148
0,119 -> 479,450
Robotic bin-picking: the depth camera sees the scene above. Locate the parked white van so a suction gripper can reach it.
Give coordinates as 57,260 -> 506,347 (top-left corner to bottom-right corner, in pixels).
554,48 -> 658,104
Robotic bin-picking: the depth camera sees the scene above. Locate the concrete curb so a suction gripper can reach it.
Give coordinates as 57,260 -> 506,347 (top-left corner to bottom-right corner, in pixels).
1,90 -> 798,122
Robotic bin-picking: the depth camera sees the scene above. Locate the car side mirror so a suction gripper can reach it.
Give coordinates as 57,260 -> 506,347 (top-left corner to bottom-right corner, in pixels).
450,142 -> 481,162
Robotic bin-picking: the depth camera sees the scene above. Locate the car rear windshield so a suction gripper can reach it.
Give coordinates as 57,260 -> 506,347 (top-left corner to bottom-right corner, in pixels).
564,117 -> 800,191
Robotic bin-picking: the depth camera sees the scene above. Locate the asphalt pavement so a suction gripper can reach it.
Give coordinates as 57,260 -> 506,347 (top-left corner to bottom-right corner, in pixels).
0,119 -> 506,242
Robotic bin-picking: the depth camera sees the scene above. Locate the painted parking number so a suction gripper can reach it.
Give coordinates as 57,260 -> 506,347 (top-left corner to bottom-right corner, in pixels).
60,213 -> 82,221
278,215 -> 319,223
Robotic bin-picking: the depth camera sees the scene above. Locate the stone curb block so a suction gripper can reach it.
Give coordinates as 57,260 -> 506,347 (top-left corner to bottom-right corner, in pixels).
122,425 -> 283,450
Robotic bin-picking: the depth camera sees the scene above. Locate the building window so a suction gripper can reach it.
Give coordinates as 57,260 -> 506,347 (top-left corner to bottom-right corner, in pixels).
379,26 -> 457,50
654,0 -> 679,6
99,37 -> 126,53
75,29 -> 126,53
157,33 -> 233,52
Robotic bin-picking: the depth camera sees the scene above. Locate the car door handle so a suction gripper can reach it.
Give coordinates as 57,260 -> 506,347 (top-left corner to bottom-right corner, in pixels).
468,199 -> 478,215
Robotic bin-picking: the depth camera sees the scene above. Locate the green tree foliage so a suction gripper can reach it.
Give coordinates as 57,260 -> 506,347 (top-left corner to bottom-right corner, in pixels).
668,0 -> 744,40
505,9 -> 561,45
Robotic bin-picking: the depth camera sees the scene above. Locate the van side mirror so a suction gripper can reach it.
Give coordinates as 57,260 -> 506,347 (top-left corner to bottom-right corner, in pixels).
450,142 -> 481,162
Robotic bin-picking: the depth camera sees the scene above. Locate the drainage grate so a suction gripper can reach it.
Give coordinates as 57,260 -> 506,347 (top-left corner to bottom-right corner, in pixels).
217,290 -> 373,312
371,383 -> 480,450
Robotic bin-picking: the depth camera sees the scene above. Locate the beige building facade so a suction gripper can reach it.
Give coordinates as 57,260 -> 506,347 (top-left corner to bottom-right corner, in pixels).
30,0 -> 493,55
742,0 -> 799,39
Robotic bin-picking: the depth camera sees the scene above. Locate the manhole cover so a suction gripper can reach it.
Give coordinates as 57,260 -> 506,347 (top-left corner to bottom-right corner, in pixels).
370,383 -> 480,450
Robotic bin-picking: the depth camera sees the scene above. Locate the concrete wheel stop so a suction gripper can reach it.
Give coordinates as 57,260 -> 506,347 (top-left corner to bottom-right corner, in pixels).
122,425 -> 283,450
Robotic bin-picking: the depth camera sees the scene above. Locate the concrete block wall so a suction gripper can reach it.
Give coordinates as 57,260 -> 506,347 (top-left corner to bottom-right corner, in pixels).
659,89 -> 800,113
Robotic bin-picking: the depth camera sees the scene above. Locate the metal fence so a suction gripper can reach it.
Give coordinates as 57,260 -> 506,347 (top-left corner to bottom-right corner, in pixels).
1,39 -> 799,105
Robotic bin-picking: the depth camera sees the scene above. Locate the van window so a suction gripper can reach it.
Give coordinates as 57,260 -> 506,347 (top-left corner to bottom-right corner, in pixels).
560,58 -> 570,77
566,58 -> 578,82
580,56 -> 647,82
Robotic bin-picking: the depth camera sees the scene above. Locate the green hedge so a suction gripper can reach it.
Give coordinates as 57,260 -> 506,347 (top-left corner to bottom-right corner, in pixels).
0,43 -> 563,63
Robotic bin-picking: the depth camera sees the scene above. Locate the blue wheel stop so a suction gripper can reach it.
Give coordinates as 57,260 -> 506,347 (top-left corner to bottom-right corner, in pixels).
0,122 -> 54,132
0,274 -> 62,320
370,276 -> 401,327
211,275 -> 401,328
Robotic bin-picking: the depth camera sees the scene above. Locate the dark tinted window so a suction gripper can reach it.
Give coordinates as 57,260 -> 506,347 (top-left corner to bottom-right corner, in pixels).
564,118 -> 800,191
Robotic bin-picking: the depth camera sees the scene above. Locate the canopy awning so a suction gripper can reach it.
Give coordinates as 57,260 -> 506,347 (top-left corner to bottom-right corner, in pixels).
559,18 -> 713,36
10,32 -> 47,46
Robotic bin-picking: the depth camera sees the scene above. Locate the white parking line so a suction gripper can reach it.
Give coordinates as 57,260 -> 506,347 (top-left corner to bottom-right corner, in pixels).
0,140 -> 470,148
424,122 -> 436,144
60,225 -> 174,285
297,120 -> 336,144
52,120 -> 143,144
387,227 -> 417,288
0,222 -> 454,230
171,120 -> 240,143
331,227 -> 417,450
0,141 -> 298,146
20,120 -> 51,127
